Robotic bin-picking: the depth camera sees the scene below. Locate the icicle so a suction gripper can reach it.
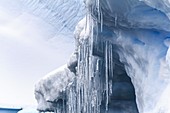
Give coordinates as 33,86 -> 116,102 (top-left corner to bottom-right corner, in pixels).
96,0 -> 103,32
105,41 -> 109,111
90,16 -> 94,55
100,9 -> 103,32
65,1 -> 114,113
85,14 -> 88,33
54,106 -> 57,113
109,43 -> 113,96
110,44 -> 114,78
97,0 -> 100,22
109,80 -> 112,96
115,14 -> 117,27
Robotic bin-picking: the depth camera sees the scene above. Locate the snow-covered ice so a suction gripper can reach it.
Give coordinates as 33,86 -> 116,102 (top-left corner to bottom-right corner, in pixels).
34,0 -> 170,113
35,65 -> 75,112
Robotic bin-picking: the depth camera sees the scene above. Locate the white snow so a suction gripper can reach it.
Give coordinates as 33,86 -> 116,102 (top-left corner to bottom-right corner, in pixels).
35,65 -> 75,112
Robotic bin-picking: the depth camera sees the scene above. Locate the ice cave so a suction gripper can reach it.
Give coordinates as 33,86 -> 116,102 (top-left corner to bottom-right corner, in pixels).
34,0 -> 170,113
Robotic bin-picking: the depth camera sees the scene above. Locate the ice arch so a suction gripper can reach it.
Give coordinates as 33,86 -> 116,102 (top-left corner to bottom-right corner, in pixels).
35,0 -> 170,113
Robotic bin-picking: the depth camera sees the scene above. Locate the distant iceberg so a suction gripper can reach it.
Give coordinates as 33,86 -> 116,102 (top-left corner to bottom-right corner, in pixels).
0,107 -> 22,113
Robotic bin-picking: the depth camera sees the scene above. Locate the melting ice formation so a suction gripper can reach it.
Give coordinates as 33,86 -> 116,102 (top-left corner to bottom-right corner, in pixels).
35,0 -> 170,113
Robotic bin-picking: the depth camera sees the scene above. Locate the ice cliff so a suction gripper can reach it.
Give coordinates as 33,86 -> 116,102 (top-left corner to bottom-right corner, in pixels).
35,0 -> 170,113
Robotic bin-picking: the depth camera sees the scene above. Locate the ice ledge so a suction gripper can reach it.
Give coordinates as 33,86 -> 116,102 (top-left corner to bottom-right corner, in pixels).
34,64 -> 75,112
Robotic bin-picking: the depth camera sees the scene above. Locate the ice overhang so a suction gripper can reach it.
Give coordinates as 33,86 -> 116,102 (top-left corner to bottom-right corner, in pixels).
89,0 -> 170,112
93,0 -> 170,31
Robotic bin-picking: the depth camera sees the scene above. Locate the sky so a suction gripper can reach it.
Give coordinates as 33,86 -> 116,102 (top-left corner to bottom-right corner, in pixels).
0,0 -> 75,107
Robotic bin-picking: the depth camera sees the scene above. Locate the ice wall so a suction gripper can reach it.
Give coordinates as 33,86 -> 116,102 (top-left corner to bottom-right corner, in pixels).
91,0 -> 170,113
35,0 -> 170,113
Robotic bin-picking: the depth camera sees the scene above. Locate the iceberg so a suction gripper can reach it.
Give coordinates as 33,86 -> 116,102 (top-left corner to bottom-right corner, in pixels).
34,0 -> 170,113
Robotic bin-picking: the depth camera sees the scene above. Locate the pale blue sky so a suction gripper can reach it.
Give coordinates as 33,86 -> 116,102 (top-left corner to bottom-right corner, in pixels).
0,0 -> 74,107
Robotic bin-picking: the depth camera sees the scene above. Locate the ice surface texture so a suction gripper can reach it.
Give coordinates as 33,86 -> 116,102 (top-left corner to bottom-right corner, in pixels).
35,65 -> 75,112
34,0 -> 170,113
20,0 -> 85,32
